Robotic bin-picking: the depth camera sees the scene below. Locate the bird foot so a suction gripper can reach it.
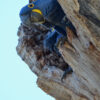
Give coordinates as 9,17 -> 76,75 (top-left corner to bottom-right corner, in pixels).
55,36 -> 66,48
43,28 -> 66,54
61,66 -> 73,82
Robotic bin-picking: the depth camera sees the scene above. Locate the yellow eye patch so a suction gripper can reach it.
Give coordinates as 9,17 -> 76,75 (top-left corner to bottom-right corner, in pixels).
28,3 -> 34,8
32,9 -> 43,15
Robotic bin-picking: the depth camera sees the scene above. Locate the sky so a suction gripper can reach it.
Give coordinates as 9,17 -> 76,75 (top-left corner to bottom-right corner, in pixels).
0,0 -> 54,100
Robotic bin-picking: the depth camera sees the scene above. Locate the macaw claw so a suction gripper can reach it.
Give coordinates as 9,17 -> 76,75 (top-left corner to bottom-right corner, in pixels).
61,66 -> 73,82
43,28 -> 66,54
55,36 -> 66,48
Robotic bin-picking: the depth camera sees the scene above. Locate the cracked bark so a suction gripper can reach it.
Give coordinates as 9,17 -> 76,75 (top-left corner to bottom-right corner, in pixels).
16,0 -> 100,100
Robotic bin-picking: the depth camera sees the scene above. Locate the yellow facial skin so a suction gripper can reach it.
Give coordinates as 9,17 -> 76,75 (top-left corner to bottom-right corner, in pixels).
32,9 -> 45,24
28,3 -> 45,24
28,3 -> 34,8
32,9 -> 42,15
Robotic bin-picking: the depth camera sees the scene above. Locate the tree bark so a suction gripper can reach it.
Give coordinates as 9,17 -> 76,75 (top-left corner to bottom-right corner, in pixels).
58,0 -> 100,92
16,0 -> 100,100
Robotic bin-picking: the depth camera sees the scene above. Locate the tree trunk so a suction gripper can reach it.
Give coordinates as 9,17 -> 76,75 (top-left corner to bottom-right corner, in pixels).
16,0 -> 100,100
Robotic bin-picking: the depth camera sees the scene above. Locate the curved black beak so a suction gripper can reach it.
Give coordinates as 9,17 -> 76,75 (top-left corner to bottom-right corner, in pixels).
30,12 -> 45,24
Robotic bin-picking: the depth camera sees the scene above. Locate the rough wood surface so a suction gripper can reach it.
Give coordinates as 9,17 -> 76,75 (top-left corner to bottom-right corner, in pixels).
58,0 -> 100,91
16,0 -> 100,100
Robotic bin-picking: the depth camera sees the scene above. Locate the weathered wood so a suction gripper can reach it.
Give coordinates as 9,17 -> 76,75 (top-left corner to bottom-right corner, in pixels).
58,0 -> 100,93
16,0 -> 100,100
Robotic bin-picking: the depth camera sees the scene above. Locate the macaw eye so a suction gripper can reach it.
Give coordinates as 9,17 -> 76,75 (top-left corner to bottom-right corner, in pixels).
28,3 -> 34,8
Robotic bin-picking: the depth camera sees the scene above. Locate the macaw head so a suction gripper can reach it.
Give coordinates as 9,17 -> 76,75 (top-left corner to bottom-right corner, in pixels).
19,2 -> 45,27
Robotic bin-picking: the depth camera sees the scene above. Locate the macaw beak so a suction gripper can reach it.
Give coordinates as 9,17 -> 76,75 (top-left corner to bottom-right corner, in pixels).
30,11 -> 45,24
19,7 -> 45,26
20,13 -> 32,27
19,7 -> 32,27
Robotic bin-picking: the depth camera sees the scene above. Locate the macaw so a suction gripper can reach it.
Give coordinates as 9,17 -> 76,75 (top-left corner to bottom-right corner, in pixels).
19,0 -> 74,81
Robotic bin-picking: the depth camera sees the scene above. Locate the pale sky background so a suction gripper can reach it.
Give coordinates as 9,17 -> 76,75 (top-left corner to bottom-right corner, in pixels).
0,0 -> 54,100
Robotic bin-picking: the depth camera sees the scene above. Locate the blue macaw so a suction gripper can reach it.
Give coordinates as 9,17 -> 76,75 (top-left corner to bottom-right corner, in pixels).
19,0 -> 73,81
20,0 -> 64,26
20,0 -> 75,32
19,0 -> 76,51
